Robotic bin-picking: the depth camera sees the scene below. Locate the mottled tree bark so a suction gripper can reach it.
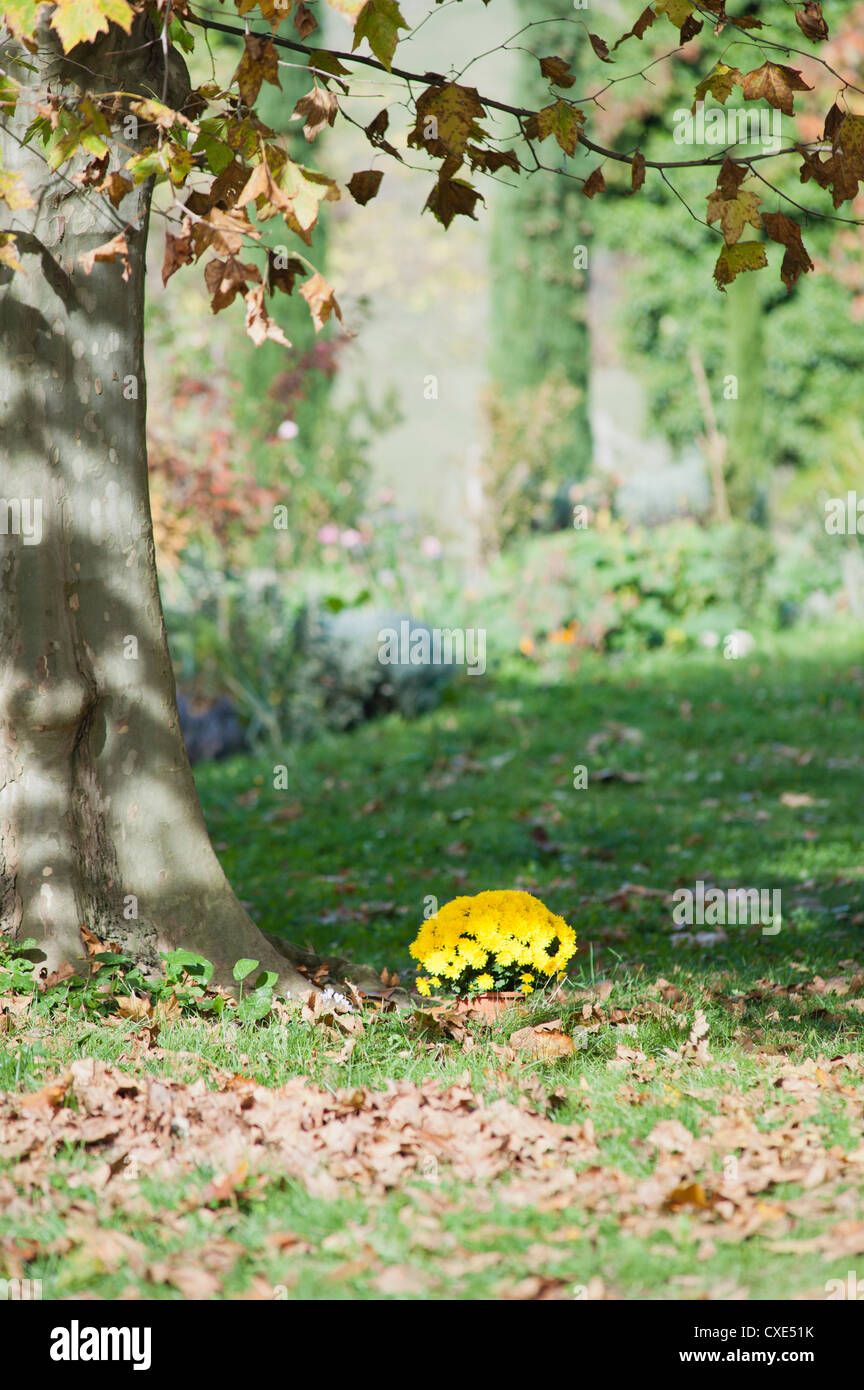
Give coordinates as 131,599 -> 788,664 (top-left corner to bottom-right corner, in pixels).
0,17 -> 309,993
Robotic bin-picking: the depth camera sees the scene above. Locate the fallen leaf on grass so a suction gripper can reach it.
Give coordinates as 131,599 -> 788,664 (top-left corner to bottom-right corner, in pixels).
662,1182 -> 712,1212
509,1020 -> 576,1059
17,1078 -> 70,1110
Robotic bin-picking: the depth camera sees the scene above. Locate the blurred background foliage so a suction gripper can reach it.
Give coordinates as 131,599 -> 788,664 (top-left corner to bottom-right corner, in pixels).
141,0 -> 864,752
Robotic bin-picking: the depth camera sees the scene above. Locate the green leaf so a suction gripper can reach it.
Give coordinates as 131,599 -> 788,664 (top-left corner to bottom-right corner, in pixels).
233,957 -> 260,982
352,0 -> 409,71
238,985 -> 274,1022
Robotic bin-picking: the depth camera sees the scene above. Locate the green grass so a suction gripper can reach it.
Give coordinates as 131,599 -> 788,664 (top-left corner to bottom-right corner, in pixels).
2,620 -> 864,1301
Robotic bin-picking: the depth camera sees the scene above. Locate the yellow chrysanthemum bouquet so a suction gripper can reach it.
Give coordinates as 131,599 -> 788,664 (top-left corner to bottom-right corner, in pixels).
409,890 -> 577,997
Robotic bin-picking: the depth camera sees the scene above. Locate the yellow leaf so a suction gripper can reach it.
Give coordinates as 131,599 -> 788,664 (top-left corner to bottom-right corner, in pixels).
50,0 -> 134,52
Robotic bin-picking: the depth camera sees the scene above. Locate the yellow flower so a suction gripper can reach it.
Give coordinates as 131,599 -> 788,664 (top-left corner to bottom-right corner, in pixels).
409,890 -> 576,997
416,977 -> 430,997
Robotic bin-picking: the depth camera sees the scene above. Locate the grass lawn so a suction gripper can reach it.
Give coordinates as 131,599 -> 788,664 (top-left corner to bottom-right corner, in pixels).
2,621 -> 863,1301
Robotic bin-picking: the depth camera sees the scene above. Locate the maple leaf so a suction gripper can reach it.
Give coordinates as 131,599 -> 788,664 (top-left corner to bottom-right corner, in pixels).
613,5 -> 655,50
761,210 -> 814,291
300,269 -> 344,331
691,63 -> 742,111
292,86 -> 339,141
539,56 -> 576,89
741,62 -> 812,117
795,1 -> 828,42
352,0 -> 409,71
347,168 -> 383,204
525,100 -> 584,157
424,173 -> 483,228
101,170 -> 133,208
78,231 -> 131,280
234,34 -> 282,108
409,83 -> 486,160
50,0 -> 134,52
204,254 -> 261,311
1,0 -> 44,45
192,205 -> 259,259
237,153 -> 339,244
582,166 -> 606,199
244,283 -> 292,347
706,186 -> 762,246
713,240 -> 767,290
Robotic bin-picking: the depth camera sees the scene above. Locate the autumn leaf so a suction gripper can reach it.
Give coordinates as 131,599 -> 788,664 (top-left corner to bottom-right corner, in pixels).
409,83 -> 486,161
630,151 -> 646,195
663,1182 -> 711,1211
244,282 -> 292,347
795,1 -> 828,42
192,205 -> 259,260
525,99 -> 584,157
0,232 -> 25,273
741,62 -> 812,117
237,153 -> 339,244
292,86 -> 339,142
589,33 -> 612,63
653,0 -> 694,29
713,240 -> 768,290
692,63 -> 742,111
465,145 -> 520,175
582,166 -> 606,199
78,231 -> 131,280
114,995 -> 152,1022
50,0 -> 134,51
510,1020 -> 576,1060
300,269 -> 344,331
101,170 -> 132,208
204,254 -> 261,311
347,168 -> 383,204
0,166 -> 35,210
236,0 -> 291,29
761,210 -> 814,291
352,0 -> 409,71
294,0 -> 318,37
707,184 -> 762,246
1,0 -> 45,45
268,249 -> 307,295
539,56 -> 576,89
234,34 -> 282,109
18,1077 -> 70,1110
612,5 -> 655,50
837,113 -> 864,175
424,173 -> 484,228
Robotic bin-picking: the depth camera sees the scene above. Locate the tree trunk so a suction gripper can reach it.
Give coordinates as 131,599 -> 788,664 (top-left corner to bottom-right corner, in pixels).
0,18 -> 310,994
